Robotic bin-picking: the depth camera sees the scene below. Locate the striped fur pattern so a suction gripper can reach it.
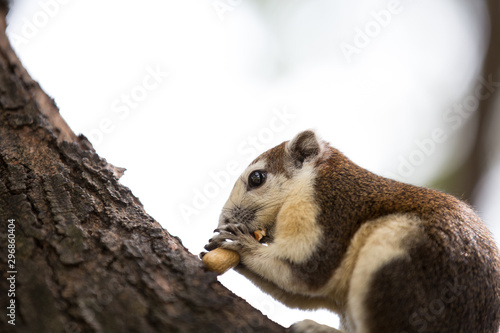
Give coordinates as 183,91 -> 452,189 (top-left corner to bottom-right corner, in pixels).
205,130 -> 500,332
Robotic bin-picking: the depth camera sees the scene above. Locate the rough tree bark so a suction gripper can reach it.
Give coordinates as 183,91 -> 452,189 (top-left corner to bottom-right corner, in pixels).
0,3 -> 286,333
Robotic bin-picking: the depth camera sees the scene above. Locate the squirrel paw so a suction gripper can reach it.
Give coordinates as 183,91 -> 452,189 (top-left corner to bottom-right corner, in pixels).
205,223 -> 256,253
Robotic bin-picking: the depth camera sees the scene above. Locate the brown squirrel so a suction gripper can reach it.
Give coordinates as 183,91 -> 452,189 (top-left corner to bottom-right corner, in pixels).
203,130 -> 500,332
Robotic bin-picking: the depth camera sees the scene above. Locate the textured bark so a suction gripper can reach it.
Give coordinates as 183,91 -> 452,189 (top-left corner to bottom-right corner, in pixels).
0,6 -> 285,333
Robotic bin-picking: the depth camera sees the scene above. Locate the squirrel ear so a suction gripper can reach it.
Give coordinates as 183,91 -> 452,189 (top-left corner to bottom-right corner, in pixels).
286,130 -> 325,168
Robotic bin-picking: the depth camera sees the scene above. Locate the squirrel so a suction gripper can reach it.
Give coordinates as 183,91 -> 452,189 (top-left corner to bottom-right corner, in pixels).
203,130 -> 500,333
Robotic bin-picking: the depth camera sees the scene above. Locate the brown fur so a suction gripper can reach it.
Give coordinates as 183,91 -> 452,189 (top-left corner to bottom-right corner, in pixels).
205,130 -> 500,332
305,144 -> 500,331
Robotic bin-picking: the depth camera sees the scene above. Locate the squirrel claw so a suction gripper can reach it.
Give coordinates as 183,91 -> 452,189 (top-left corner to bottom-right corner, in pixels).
218,223 -> 251,236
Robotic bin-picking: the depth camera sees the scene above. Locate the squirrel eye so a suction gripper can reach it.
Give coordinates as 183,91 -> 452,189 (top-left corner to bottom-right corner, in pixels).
248,170 -> 267,189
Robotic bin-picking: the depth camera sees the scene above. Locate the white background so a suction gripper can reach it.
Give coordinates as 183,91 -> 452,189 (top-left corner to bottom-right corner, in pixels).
6,0 -> 500,329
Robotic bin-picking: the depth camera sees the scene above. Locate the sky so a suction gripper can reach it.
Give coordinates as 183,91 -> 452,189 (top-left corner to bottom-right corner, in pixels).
5,0 -> 498,328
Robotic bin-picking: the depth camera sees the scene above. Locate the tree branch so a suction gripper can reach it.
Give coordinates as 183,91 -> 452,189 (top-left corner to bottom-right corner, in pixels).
0,7 -> 285,333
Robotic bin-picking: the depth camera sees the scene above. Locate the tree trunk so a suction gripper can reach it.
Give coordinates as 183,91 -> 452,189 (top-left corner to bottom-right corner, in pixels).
433,0 -> 500,203
0,4 -> 285,333
464,0 -> 500,204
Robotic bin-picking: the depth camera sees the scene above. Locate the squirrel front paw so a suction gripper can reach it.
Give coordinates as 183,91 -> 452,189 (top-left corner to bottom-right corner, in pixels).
204,223 -> 257,253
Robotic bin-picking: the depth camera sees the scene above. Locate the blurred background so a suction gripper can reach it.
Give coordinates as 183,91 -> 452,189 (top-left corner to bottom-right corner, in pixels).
5,0 -> 500,328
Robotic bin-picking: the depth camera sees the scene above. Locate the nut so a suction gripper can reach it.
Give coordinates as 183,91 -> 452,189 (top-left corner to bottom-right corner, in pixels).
254,229 -> 267,242
202,248 -> 240,275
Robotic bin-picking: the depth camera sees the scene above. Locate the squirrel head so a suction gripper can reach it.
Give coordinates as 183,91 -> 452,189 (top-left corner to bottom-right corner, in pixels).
218,130 -> 330,241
